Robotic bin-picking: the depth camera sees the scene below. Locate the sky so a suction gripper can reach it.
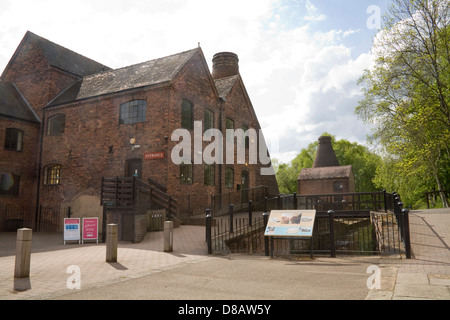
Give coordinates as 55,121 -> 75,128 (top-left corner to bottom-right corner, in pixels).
0,0 -> 390,164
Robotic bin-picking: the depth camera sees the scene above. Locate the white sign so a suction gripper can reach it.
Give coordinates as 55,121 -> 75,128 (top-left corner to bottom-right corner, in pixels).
64,218 -> 80,244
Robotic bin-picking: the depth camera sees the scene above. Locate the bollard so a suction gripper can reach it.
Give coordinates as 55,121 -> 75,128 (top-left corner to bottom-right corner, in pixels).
106,224 -> 118,262
164,221 -> 174,252
14,228 -> 32,278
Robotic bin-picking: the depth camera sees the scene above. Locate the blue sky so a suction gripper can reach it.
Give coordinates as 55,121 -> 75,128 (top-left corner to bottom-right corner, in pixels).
0,0 -> 391,163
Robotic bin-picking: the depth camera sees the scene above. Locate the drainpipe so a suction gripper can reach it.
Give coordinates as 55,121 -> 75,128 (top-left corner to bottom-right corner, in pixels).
35,108 -> 46,230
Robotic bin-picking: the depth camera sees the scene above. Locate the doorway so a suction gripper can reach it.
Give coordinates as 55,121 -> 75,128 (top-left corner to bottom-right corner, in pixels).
126,158 -> 142,178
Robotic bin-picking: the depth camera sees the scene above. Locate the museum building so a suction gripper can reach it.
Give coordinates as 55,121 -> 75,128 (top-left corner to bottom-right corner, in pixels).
0,31 -> 279,225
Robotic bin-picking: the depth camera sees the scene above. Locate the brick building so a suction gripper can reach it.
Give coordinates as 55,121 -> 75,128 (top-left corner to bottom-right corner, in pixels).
0,31 -> 278,226
297,136 -> 355,195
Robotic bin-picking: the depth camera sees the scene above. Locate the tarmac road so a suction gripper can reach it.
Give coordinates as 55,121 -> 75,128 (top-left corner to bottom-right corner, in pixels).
49,255 -> 383,300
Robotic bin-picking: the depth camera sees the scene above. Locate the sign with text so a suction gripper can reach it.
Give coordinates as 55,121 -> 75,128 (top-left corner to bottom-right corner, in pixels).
264,210 -> 316,237
64,218 -> 80,244
82,218 -> 98,243
144,151 -> 165,160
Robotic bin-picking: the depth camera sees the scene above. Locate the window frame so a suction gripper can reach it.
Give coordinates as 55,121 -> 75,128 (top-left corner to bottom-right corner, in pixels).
225,167 -> 234,188
204,108 -> 214,132
43,164 -> 62,186
204,164 -> 215,186
47,114 -> 66,136
180,161 -> 193,185
181,99 -> 193,130
119,99 -> 147,125
4,128 -> 24,151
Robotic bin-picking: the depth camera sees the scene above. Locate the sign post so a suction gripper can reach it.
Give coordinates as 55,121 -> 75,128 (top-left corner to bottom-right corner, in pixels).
264,210 -> 316,258
64,218 -> 81,245
82,218 -> 98,244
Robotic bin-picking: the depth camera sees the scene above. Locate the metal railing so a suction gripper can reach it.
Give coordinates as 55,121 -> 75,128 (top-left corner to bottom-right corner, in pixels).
205,191 -> 412,258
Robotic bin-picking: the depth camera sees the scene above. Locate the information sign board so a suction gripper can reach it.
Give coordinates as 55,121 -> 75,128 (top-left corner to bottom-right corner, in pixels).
82,218 -> 98,244
264,210 -> 316,237
64,218 -> 80,245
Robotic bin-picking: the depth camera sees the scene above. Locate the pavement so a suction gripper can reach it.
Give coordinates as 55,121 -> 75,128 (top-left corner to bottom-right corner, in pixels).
0,208 -> 449,301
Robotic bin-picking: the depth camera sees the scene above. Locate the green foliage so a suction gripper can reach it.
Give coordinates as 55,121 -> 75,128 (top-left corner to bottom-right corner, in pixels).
275,134 -> 381,194
356,0 -> 450,208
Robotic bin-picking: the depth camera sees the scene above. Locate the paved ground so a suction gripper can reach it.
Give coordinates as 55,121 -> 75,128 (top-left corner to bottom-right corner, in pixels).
0,208 -> 449,301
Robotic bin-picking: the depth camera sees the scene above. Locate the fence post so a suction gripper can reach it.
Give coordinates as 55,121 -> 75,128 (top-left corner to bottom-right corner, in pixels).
264,197 -> 268,212
14,228 -> 32,278
229,204 -> 234,233
328,210 -> 336,258
402,208 -> 411,259
277,194 -> 282,210
248,200 -> 253,226
205,208 -> 211,241
293,193 -> 297,209
206,211 -> 212,254
263,212 -> 270,256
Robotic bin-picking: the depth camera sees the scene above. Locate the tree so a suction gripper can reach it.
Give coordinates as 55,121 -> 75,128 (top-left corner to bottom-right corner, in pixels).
356,0 -> 450,207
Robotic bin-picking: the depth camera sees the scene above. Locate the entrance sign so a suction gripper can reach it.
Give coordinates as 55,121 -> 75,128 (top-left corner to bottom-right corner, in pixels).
144,151 -> 165,160
82,218 -> 98,244
64,218 -> 80,245
264,210 -> 316,237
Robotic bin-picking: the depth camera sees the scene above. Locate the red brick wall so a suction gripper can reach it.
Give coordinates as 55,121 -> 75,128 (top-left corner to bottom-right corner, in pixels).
0,118 -> 40,207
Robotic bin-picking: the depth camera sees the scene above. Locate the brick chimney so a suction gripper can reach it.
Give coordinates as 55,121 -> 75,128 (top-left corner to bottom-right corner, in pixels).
212,52 -> 239,79
313,136 -> 340,168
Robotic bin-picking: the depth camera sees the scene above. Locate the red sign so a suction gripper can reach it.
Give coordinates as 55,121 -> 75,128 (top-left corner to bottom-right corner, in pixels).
144,151 -> 165,160
82,218 -> 98,243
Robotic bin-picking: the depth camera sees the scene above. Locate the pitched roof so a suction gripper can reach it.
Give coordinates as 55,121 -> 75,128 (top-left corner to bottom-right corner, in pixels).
214,75 -> 239,99
25,31 -> 111,77
298,165 -> 353,180
48,48 -> 200,106
0,81 -> 40,123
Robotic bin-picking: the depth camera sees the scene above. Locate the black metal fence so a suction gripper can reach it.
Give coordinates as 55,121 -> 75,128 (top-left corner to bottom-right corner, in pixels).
0,204 -> 71,232
205,191 -> 412,258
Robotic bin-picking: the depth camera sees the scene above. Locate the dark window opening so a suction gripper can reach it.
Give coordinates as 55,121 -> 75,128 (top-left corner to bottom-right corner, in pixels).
4,128 -> 23,151
47,114 -> 65,135
181,99 -> 193,130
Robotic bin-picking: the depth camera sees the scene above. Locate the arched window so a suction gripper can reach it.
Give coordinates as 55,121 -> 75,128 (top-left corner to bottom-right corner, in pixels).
43,164 -> 62,186
119,100 -> 147,125
4,128 -> 23,151
47,114 -> 66,135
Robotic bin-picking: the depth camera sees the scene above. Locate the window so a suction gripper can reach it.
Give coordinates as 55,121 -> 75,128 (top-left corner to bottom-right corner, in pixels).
204,164 -> 215,186
225,167 -> 234,188
119,100 -> 146,125
226,118 -> 234,130
180,161 -> 192,184
242,124 -> 249,149
334,181 -> 344,192
181,100 -> 193,130
0,173 -> 20,196
44,165 -> 62,186
47,114 -> 65,135
204,109 -> 214,132
4,128 -> 23,151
